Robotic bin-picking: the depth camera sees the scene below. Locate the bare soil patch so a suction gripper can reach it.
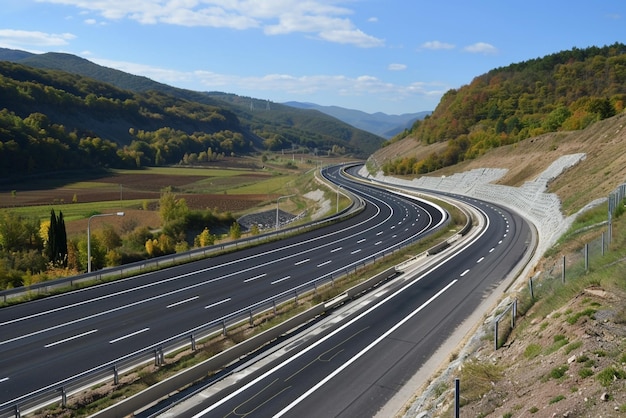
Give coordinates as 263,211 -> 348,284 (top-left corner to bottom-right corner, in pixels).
452,287 -> 626,418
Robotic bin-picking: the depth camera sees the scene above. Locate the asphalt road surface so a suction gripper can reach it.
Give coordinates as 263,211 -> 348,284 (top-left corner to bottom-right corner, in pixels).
0,165 -> 447,415
160,169 -> 532,418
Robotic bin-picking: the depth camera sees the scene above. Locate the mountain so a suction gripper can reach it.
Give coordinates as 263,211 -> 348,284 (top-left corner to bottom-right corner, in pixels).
380,42 -> 626,176
283,101 -> 430,138
0,61 -> 247,176
0,48 -> 384,156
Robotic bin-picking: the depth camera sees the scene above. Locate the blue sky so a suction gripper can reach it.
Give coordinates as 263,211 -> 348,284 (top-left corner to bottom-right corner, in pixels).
1,1 -> 623,115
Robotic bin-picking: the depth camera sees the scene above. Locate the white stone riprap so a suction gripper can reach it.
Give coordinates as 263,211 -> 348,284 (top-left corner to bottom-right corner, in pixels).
361,152 -> 587,262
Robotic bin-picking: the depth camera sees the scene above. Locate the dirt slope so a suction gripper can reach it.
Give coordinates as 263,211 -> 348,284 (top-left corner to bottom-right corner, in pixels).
374,113 -> 626,417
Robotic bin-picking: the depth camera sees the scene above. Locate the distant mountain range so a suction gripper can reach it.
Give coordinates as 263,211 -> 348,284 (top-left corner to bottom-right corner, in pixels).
0,48 -> 389,157
284,102 -> 430,138
0,48 -> 427,140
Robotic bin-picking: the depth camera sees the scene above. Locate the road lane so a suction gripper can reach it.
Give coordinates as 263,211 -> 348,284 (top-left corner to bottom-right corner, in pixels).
0,165 -> 447,413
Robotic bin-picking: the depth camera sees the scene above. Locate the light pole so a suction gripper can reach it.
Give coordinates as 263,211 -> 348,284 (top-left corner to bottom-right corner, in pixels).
88,212 -> 124,273
276,195 -> 295,230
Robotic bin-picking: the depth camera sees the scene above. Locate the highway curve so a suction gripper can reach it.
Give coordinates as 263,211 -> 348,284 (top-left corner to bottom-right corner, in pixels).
0,165 -> 447,416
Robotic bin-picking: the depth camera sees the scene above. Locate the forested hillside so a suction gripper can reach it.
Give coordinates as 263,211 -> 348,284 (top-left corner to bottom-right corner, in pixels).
206,92 -> 384,155
0,54 -> 384,177
383,43 -> 626,175
0,62 -> 248,177
0,49 -> 384,159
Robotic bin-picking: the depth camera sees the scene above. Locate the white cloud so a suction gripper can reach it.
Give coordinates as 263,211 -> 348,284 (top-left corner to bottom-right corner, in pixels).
38,0 -> 384,47
420,40 -> 455,50
388,63 -> 407,71
92,57 -> 445,104
0,29 -> 76,49
464,42 -> 498,55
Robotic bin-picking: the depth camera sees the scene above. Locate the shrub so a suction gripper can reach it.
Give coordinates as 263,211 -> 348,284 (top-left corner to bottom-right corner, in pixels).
550,365 -> 568,379
596,367 -> 626,387
524,343 -> 542,359
564,340 -> 582,354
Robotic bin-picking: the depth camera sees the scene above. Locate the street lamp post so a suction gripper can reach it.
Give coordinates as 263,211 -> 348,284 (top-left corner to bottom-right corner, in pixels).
88,212 -> 124,273
276,195 -> 295,231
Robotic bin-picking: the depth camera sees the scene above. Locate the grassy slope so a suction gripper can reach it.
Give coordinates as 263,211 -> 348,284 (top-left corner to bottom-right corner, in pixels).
373,112 -> 626,215
373,112 -> 626,417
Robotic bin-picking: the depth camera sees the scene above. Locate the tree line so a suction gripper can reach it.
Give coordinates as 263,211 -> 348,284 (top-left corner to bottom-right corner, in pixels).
383,43 -> 626,176
0,62 -> 250,177
0,188 -> 250,290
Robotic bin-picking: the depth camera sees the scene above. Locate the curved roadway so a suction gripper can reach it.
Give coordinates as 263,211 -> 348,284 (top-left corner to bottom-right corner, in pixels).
161,166 -> 532,418
0,165 -> 446,414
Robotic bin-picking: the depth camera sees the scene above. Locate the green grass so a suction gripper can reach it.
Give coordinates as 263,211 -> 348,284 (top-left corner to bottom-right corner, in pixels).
0,200 -> 147,221
549,364 -> 568,379
549,394 -> 565,404
111,167 -> 254,177
544,334 -> 569,354
523,343 -> 542,359
564,340 -> 583,354
596,366 -> 626,387
566,308 -> 596,324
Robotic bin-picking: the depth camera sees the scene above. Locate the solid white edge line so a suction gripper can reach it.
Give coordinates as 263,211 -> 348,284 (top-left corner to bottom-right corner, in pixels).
191,278 -> 458,418
274,279 -> 459,417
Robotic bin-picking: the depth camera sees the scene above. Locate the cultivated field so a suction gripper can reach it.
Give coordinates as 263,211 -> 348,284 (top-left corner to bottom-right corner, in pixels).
0,154 -> 342,236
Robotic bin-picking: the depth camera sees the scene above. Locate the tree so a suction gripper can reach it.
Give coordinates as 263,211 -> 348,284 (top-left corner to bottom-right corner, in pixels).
194,227 -> 215,247
0,212 -> 28,251
95,225 -> 122,251
229,222 -> 241,240
45,210 -> 68,266
158,187 -> 189,225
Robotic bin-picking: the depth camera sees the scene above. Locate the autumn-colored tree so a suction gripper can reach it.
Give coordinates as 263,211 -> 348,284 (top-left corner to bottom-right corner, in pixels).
229,222 -> 241,239
158,187 -> 189,225
195,227 -> 215,247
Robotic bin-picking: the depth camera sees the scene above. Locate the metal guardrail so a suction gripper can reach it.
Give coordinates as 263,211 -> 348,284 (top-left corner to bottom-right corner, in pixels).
92,266 -> 400,418
0,181 -> 363,304
0,169 -> 372,417
0,243 -> 416,418
0,166 -> 453,417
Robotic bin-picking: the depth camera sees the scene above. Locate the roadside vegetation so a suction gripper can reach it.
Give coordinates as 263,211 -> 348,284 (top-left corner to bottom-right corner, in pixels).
427,198 -> 626,417
0,154 -> 347,291
382,43 -> 626,176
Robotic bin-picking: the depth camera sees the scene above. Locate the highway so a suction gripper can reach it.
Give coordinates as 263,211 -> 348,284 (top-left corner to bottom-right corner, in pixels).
159,168 -> 532,418
0,165 -> 448,415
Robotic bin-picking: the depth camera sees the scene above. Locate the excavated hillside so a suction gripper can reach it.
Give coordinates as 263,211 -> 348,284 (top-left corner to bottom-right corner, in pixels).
372,112 -> 626,215
371,113 -> 626,418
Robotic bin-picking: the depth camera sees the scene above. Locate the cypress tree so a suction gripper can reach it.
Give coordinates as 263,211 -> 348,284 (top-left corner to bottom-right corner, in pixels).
46,209 -> 68,266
